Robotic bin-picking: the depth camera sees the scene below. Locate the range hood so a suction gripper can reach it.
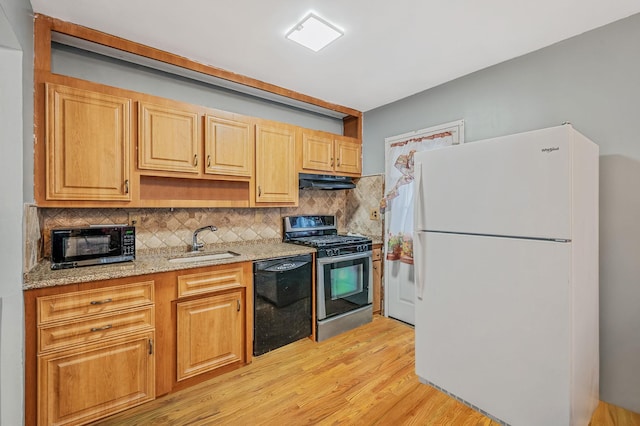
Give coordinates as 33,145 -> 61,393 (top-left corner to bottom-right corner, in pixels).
299,173 -> 356,190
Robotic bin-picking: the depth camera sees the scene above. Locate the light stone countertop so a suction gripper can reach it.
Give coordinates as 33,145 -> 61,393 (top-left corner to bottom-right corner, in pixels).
23,239 -> 316,291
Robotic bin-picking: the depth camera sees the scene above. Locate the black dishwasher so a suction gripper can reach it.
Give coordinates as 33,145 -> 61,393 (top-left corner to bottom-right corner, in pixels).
253,254 -> 312,356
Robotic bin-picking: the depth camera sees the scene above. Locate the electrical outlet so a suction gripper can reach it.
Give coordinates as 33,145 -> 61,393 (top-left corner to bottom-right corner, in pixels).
128,212 -> 139,226
369,208 -> 379,221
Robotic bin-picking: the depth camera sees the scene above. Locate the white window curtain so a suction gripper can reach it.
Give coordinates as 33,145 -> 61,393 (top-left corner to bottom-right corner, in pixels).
383,121 -> 464,264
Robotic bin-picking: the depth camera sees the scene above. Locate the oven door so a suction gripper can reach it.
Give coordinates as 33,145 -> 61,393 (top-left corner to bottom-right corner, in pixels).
317,251 -> 372,321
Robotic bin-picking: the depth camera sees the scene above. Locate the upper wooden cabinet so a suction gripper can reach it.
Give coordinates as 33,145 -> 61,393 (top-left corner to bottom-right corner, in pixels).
204,114 -> 254,177
301,131 -> 334,173
138,100 -> 254,180
45,83 -> 132,201
334,136 -> 362,175
138,101 -> 200,174
39,78 -> 359,208
255,122 -> 298,205
301,130 -> 362,176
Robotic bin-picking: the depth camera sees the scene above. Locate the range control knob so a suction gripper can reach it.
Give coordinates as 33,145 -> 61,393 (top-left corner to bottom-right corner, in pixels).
326,248 -> 340,257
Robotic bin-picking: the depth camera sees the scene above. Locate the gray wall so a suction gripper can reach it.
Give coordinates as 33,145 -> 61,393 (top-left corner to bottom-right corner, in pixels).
51,44 -> 343,134
0,0 -> 31,423
363,13 -> 640,413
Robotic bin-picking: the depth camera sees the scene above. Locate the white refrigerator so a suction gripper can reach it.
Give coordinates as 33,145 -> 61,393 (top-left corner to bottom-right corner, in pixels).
413,125 -> 599,425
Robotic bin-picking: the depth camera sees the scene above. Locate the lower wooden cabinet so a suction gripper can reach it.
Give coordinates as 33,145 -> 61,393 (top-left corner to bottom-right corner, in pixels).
173,263 -> 252,386
38,332 -> 155,426
176,290 -> 244,381
372,246 -> 382,314
26,279 -> 156,426
25,263 -> 253,425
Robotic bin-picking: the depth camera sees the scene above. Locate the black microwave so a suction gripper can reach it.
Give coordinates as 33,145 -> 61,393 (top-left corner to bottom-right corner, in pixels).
50,225 -> 135,270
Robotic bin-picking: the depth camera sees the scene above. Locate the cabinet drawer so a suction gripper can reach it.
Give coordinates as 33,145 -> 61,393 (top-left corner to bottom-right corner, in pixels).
177,266 -> 244,298
372,248 -> 382,261
38,306 -> 154,353
38,281 -> 154,325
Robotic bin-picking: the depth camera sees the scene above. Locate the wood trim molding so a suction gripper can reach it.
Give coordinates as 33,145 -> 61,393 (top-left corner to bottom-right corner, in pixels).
34,13 -> 363,135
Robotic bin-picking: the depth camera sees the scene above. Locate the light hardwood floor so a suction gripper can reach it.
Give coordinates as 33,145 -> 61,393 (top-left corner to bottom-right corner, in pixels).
94,316 -> 639,425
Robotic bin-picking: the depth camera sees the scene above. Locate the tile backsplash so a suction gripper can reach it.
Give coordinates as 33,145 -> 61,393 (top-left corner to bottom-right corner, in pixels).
345,174 -> 384,238
29,175 -> 383,267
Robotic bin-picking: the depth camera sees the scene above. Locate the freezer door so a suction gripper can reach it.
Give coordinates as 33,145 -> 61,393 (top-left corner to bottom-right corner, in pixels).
414,125 -> 573,240
415,232 -> 573,426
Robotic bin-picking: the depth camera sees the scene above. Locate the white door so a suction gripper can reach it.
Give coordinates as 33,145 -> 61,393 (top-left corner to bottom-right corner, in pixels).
384,261 -> 415,324
414,231 -> 572,425
384,120 -> 464,324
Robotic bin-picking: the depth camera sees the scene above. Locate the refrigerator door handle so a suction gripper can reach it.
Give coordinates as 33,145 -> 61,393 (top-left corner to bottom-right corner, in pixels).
414,231 -> 426,300
414,162 -> 424,231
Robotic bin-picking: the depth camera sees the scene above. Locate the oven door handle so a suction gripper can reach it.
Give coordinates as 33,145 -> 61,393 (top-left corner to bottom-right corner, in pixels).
316,251 -> 372,265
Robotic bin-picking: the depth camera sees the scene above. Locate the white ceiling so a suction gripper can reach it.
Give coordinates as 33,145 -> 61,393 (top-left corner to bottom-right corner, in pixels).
30,0 -> 640,113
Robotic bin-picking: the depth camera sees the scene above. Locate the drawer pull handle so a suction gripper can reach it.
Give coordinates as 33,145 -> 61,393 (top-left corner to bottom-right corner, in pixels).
90,324 -> 113,332
90,298 -> 113,305
237,299 -> 241,312
207,155 -> 211,167
194,154 -> 198,166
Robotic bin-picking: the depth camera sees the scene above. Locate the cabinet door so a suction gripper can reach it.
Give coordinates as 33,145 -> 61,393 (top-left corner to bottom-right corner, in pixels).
176,291 -> 244,381
255,123 -> 297,204
46,83 -> 131,201
372,247 -> 382,314
334,136 -> 362,175
37,332 -> 155,426
301,131 -> 334,173
138,101 -> 200,173
204,114 -> 253,177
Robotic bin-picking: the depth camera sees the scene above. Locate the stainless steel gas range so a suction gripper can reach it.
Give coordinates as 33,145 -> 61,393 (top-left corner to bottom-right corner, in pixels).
283,215 -> 373,341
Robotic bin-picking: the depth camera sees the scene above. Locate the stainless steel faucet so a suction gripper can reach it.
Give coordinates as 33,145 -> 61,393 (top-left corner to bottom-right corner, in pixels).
191,225 -> 217,252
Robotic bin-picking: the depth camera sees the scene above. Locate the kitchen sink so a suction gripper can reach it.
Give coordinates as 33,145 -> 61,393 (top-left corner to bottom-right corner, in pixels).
168,251 -> 240,263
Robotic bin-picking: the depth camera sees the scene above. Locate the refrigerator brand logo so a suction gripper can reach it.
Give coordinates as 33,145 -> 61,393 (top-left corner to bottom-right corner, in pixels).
541,147 -> 560,153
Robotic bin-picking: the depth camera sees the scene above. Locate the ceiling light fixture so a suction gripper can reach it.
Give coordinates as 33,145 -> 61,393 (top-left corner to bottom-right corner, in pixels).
285,13 -> 344,52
